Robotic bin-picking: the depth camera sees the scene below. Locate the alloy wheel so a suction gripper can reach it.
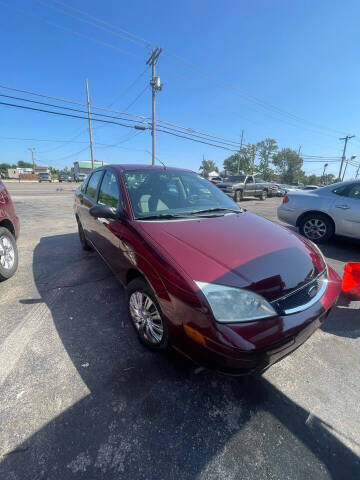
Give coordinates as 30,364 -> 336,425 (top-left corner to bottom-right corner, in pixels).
129,291 -> 164,344
303,218 -> 327,240
0,235 -> 15,270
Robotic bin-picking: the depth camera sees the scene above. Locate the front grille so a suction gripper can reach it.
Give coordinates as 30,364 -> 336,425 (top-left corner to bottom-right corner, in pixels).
271,270 -> 327,315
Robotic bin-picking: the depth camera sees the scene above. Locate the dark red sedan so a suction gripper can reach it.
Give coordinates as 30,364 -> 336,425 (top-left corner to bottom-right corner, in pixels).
74,165 -> 341,375
0,179 -> 19,281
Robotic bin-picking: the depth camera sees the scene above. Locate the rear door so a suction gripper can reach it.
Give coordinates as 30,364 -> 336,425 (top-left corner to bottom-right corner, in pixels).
81,170 -> 105,244
244,176 -> 256,197
331,183 -> 360,238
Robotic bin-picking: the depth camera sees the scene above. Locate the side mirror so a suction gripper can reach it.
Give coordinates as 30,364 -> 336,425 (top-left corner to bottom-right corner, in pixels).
89,204 -> 121,220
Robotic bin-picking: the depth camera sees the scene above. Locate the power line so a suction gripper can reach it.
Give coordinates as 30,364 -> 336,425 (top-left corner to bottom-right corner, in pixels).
0,83 -> 244,145
50,0 -> 151,47
34,0 -> 150,49
0,101 -> 240,152
0,1 -> 142,59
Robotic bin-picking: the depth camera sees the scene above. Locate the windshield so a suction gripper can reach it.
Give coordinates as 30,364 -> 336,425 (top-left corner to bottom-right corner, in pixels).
123,170 -> 240,219
223,175 -> 245,183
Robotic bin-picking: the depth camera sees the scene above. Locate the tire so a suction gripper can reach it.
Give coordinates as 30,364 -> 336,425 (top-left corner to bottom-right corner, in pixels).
234,190 -> 243,202
76,217 -> 93,251
127,278 -> 169,351
260,189 -> 267,201
0,227 -> 18,281
298,213 -> 334,244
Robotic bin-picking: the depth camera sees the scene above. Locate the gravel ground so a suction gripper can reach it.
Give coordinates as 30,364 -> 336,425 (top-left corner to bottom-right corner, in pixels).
0,182 -> 359,479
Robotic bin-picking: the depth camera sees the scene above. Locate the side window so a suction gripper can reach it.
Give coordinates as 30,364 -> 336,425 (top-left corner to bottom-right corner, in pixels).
80,175 -> 89,193
333,185 -> 349,196
246,177 -> 254,184
98,171 -> 120,208
85,171 -> 104,200
345,184 -> 360,200
255,178 -> 264,183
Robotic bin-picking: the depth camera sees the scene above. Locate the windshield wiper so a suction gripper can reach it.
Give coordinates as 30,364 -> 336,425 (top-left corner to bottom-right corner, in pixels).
189,207 -> 243,215
138,213 -> 193,220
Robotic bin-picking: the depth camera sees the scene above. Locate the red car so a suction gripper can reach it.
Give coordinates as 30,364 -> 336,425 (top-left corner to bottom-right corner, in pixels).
74,165 -> 341,375
0,179 -> 19,281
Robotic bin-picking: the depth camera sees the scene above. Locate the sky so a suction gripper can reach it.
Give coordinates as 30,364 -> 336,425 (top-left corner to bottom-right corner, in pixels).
1,0 -> 360,179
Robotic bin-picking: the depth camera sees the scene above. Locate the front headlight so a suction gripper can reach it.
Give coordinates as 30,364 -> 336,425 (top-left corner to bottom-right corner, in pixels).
195,282 -> 277,323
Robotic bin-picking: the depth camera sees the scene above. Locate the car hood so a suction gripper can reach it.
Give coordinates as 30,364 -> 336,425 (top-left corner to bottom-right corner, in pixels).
138,212 -> 326,301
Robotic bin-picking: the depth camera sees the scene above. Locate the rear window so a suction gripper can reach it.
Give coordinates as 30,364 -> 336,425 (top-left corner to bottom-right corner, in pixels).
86,171 -> 103,199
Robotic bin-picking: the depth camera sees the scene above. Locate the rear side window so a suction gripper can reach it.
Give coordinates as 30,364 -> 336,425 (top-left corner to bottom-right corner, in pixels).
346,184 -> 360,200
86,171 -> 103,199
98,171 -> 120,208
333,185 -> 348,196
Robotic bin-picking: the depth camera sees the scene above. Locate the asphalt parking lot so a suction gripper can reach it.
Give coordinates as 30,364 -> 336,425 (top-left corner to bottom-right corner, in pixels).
1,182 -> 359,479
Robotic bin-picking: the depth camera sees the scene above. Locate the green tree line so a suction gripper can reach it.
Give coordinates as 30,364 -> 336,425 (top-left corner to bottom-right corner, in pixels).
200,138 -> 340,185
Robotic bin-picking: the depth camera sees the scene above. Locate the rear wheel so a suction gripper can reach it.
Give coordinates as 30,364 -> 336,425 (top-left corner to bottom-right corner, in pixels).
76,217 -> 92,251
234,190 -> 243,202
299,213 -> 334,244
260,189 -> 267,201
127,278 -> 169,351
0,227 -> 18,281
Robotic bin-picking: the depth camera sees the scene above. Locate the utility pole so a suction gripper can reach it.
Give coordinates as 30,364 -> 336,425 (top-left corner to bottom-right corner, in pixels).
298,146 -> 302,156
28,148 -> 35,173
146,47 -> 163,165
356,164 -> 360,179
85,79 -> 95,170
342,155 -> 356,181
339,135 -> 355,179
237,129 -> 244,174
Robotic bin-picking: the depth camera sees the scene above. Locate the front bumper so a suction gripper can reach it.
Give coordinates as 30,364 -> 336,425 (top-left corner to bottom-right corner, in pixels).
178,266 -> 341,375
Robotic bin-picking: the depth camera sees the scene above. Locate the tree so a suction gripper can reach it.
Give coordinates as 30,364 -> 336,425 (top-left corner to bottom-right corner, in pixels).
256,138 -> 278,180
272,148 -> 303,184
199,159 -> 218,177
223,144 -> 255,174
17,160 -> 33,169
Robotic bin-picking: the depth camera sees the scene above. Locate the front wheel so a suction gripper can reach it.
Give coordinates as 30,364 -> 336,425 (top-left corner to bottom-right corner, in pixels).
0,227 -> 18,281
299,213 -> 334,244
127,278 -> 169,351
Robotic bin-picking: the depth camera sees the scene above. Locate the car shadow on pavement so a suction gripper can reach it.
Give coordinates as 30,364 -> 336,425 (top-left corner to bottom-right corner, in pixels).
319,237 -> 360,264
1,233 -> 359,479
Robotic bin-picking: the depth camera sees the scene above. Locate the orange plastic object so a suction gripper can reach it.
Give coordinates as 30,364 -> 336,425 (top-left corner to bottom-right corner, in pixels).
342,262 -> 360,300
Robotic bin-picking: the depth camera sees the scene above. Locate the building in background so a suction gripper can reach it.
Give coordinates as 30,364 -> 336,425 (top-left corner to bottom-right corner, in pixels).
73,161 -> 106,182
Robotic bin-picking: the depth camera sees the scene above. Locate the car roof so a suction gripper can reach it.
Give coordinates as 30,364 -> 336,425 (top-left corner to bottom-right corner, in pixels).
93,164 -> 195,174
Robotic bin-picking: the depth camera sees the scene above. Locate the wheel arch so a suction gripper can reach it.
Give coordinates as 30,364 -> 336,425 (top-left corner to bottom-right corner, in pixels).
0,219 -> 15,237
296,210 -> 336,231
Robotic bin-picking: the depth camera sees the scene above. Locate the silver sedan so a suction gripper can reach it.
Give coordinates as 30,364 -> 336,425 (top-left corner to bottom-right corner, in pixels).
277,180 -> 360,243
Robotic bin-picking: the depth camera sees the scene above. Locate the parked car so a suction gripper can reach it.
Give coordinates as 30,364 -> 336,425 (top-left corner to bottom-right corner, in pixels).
217,175 -> 271,201
38,172 -> 52,183
209,176 -> 222,185
74,173 -> 87,182
74,165 -> 341,375
59,172 -> 71,182
268,184 -> 286,197
302,185 -> 320,191
0,179 -> 19,280
278,180 -> 360,243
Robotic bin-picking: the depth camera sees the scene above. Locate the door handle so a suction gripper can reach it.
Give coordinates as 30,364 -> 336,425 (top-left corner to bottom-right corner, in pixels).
335,204 -> 350,210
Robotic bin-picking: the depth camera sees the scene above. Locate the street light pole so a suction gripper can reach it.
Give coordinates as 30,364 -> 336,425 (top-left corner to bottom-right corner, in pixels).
322,163 -> 328,185
146,47 -> 162,165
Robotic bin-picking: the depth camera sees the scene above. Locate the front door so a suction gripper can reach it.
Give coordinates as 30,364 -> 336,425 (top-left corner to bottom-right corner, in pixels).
91,169 -> 127,279
244,176 -> 256,196
331,183 -> 360,238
